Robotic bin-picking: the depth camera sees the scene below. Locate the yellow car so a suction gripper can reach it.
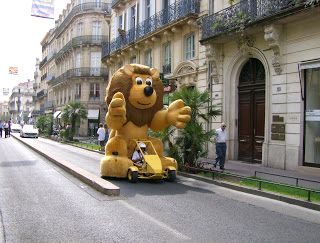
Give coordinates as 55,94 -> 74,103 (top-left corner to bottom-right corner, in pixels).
127,140 -> 177,183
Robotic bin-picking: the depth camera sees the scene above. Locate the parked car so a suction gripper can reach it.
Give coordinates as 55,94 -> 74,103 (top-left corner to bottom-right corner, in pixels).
20,125 -> 39,138
11,123 -> 22,133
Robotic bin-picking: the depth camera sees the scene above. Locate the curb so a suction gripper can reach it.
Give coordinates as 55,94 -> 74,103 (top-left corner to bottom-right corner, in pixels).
12,135 -> 120,196
178,171 -> 320,211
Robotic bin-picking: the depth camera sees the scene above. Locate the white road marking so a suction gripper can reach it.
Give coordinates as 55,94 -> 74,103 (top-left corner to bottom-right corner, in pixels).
119,200 -> 191,241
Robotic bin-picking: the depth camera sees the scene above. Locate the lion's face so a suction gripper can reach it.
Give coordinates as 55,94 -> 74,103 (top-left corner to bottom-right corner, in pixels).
129,73 -> 157,109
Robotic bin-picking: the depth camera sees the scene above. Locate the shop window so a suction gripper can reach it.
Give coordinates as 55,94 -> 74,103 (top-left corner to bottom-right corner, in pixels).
304,67 -> 320,166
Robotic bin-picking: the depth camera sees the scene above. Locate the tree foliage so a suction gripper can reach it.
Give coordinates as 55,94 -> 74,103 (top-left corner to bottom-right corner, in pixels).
61,102 -> 87,140
151,87 -> 221,167
36,115 -> 52,136
170,87 -> 221,167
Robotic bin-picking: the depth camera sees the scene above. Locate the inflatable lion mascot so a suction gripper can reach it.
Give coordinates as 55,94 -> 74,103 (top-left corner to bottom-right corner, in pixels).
100,64 -> 191,179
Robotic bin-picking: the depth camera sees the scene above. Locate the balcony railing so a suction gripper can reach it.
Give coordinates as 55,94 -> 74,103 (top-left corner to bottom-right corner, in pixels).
103,0 -> 200,58
55,2 -> 111,37
111,0 -> 122,8
36,89 -> 47,99
56,35 -> 108,60
50,67 -> 108,87
39,56 -> 47,68
200,0 -> 308,42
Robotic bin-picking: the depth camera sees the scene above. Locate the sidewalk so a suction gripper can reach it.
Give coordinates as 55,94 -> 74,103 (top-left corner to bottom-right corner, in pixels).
199,158 -> 320,190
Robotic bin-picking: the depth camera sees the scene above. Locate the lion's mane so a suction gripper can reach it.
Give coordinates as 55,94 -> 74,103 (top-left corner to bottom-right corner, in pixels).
106,64 -> 164,127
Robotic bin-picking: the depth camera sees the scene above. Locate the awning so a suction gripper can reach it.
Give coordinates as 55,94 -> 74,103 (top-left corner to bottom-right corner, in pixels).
87,109 -> 99,120
53,111 -> 61,118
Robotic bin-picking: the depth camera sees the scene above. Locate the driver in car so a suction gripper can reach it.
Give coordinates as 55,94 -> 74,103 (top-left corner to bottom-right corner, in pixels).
131,142 -> 147,166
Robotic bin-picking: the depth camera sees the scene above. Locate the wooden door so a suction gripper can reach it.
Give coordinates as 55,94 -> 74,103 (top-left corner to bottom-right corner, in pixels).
238,58 -> 265,163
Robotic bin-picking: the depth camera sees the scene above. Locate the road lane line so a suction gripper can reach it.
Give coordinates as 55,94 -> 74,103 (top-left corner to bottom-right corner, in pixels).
119,200 -> 191,241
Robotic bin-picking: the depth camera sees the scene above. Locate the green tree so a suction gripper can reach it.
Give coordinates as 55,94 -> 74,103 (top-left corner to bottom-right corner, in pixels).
60,102 -> 87,141
170,87 -> 221,167
36,115 -> 52,136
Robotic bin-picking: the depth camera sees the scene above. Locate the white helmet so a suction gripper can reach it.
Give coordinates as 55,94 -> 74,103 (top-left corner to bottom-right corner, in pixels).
138,142 -> 146,148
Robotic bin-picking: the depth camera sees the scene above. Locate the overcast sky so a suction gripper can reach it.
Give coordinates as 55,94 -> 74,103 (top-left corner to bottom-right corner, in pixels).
0,0 -> 71,101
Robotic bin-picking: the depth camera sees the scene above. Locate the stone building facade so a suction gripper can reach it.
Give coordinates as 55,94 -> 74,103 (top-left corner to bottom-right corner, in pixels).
8,80 -> 35,124
200,0 -> 320,171
37,0 -> 112,136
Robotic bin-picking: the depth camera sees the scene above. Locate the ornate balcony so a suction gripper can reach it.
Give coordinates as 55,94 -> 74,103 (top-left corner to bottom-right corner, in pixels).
39,56 -> 47,69
200,0 -> 310,43
36,89 -> 47,99
49,67 -> 108,87
55,2 -> 111,38
102,0 -> 200,58
56,35 -> 108,61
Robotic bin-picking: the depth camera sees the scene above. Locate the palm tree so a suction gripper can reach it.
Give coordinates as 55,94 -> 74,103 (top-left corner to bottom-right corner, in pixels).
170,87 -> 221,167
60,102 -> 87,141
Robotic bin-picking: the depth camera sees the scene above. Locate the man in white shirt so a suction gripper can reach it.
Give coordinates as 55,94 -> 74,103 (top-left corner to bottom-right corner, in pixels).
96,123 -> 106,151
214,123 -> 227,170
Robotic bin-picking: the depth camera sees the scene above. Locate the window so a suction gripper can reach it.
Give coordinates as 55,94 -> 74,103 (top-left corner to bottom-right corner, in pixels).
209,0 -> 214,14
75,84 -> 81,99
145,0 -> 151,18
95,0 -> 101,8
131,5 -> 136,29
163,42 -> 171,74
145,49 -> 152,67
90,83 -> 100,99
118,15 -> 123,30
92,21 -> 102,40
75,53 -> 81,76
185,33 -> 195,60
304,67 -> 320,166
77,22 -> 83,36
90,52 -> 101,75
130,56 -> 137,63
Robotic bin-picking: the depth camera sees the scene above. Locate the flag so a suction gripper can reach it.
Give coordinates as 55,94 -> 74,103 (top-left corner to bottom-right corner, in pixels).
31,0 -> 55,19
9,67 -> 18,75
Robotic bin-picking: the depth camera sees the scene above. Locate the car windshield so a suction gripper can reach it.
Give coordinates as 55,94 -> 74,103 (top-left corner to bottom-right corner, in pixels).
23,125 -> 35,129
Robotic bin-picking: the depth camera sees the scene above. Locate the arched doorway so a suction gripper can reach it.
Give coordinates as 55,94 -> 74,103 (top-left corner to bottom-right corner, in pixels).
238,58 -> 265,163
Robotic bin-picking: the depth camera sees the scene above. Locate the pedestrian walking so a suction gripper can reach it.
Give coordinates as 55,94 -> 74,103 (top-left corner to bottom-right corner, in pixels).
8,119 -> 11,137
0,121 -> 3,138
4,121 -> 9,138
97,123 -> 106,151
214,122 -> 227,170
103,124 -> 109,146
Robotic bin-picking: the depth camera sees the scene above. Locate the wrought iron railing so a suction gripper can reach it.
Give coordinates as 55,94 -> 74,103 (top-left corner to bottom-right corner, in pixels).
49,67 -> 108,87
111,0 -> 122,8
39,56 -> 47,69
200,0 -> 307,42
36,89 -> 47,99
56,35 -> 108,60
41,73 -> 47,81
55,2 -> 111,37
103,0 -> 200,58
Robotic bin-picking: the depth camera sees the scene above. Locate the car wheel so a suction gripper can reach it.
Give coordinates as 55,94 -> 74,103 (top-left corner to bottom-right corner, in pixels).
167,170 -> 176,182
127,170 -> 138,183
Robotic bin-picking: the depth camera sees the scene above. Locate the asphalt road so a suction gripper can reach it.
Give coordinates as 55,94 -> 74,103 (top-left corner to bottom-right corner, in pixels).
1,136 -> 320,242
